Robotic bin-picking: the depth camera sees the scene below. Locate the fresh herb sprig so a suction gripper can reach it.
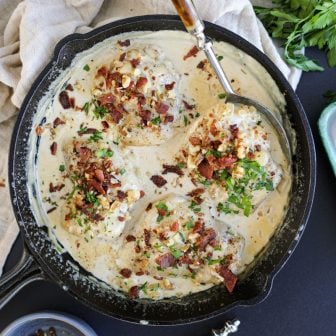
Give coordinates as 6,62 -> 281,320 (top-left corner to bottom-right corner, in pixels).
254,0 -> 336,71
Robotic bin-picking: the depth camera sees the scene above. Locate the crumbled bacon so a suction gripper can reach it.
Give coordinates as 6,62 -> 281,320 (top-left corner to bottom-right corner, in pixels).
165,82 -> 175,90
65,83 -> 73,91
78,127 -> 97,136
117,190 -> 126,201
59,91 -> 72,109
90,179 -> 105,195
197,60 -> 206,69
146,203 -> 153,211
50,142 -> 57,155
118,216 -> 125,221
210,120 -> 218,136
197,159 -> 213,179
78,147 -> 92,161
94,169 -> 104,182
155,253 -> 176,268
170,222 -> 179,232
164,115 -> 174,124
53,117 -> 65,128
101,121 -> 109,129
187,188 -> 204,197
216,155 -> 237,169
110,106 -> 124,124
129,285 -> 139,299
183,46 -> 199,60
118,39 -> 131,47
255,144 -> 261,152
195,228 -> 217,251
130,58 -> 140,68
144,228 -> 151,247
155,102 -> 169,115
119,52 -> 126,61
99,93 -> 115,105
229,124 -> 239,140
162,164 -> 184,177
126,234 -> 136,242
140,190 -> 145,198
217,265 -> 238,293
193,220 -> 204,234
49,182 -> 65,193
183,100 -> 195,110
139,109 -> 151,123
136,77 -> 148,90
189,136 -> 201,146
150,175 -> 167,187
119,268 -> 132,278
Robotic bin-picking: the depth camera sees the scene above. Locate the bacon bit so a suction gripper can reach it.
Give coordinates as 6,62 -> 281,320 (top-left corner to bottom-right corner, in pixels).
162,164 -> 184,177
229,124 -> 239,140
189,136 -> 201,146
136,271 -> 145,276
129,285 -> 139,299
165,82 -> 175,90
247,152 -> 255,159
187,188 -> 204,197
164,114 -> 174,124
195,228 -> 217,251
47,207 -> 57,214
150,175 -> 167,188
78,127 -> 97,136
170,222 -> 179,232
49,182 -> 65,193
118,39 -> 130,47
117,190 -> 126,201
140,190 -> 145,198
118,216 -> 125,221
136,77 -> 148,90
97,66 -> 109,78
130,58 -> 140,68
194,196 -> 203,205
197,60 -> 206,69
79,147 -> 92,161
126,234 -> 136,242
90,179 -> 105,195
155,102 -> 169,115
59,91 -> 71,109
180,255 -> 192,265
50,142 -> 57,155
110,182 -> 122,188
183,46 -> 199,60
155,253 -> 176,268
65,83 -> 73,91
110,72 -> 122,85
255,144 -> 261,152
216,155 -> 237,169
99,93 -> 115,105
210,120 -> 218,136
139,109 -> 151,123
183,100 -> 195,110
101,121 -> 109,129
35,125 -> 43,136
193,220 -> 204,234
119,52 -> 126,61
53,117 -> 65,128
198,159 -> 214,179
262,133 -> 268,140
135,245 -> 141,253
110,106 -> 124,124
146,203 -> 153,211
157,207 -> 168,217
120,268 -> 132,278
210,140 -> 222,150
144,228 -> 151,247
94,169 -> 104,182
217,265 -> 238,293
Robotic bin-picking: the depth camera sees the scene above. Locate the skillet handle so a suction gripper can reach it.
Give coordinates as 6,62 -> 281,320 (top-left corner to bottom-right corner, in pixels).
0,245 -> 44,309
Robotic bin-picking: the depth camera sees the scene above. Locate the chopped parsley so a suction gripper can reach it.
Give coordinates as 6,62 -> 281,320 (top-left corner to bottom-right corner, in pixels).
119,168 -> 126,175
155,202 -> 169,212
217,55 -> 224,61
89,130 -> 103,142
218,93 -> 226,99
85,191 -> 99,206
96,148 -> 113,158
189,200 -> 201,213
59,164 -> 65,172
170,247 -> 183,259
183,115 -> 190,126
83,64 -> 90,71
93,105 -> 108,119
184,219 -> 194,229
151,116 -> 161,125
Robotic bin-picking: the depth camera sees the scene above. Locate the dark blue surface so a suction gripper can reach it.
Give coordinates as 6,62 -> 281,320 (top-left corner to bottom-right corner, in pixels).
1,48 -> 336,336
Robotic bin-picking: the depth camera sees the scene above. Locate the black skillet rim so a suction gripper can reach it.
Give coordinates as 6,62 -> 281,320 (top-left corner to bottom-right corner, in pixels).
8,15 -> 316,325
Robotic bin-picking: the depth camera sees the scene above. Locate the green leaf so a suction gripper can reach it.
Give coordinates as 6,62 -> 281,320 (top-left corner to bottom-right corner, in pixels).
184,219 -> 194,229
83,64 -> 90,71
151,116 -> 161,125
218,93 -> 226,99
59,164 -> 65,172
170,247 -> 183,259
93,105 -> 108,119
89,130 -> 103,142
155,202 -> 169,212
96,148 -> 113,158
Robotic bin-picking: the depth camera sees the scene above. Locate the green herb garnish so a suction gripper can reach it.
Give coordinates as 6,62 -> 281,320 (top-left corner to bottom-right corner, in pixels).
83,64 -> 90,71
217,55 -> 224,61
89,130 -> 103,142
96,148 -> 113,158
93,105 -> 108,119
189,200 -> 201,213
218,93 -> 226,99
59,164 -> 65,172
151,116 -> 161,125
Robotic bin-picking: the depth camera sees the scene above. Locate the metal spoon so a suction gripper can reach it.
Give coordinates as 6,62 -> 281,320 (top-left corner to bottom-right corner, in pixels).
172,0 -> 292,164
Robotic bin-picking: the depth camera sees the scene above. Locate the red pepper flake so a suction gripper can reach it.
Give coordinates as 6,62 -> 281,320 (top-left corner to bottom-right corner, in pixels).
144,228 -> 151,247
53,117 -> 65,128
217,265 -> 238,293
59,91 -> 71,109
187,188 -> 205,197
198,159 -> 213,179
50,142 -> 57,155
49,182 -> 65,193
136,77 -> 148,90
126,234 -> 136,242
165,82 -> 175,90
129,285 -> 139,299
155,253 -> 176,268
183,45 -> 199,60
120,268 -> 132,278
118,39 -> 130,47
189,136 -> 201,146
155,102 -> 169,115
162,164 -> 184,177
130,58 -> 140,68
150,175 -> 167,188
183,100 -> 195,110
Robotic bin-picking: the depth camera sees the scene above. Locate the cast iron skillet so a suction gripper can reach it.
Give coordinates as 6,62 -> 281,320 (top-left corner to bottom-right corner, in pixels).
0,15 -> 316,325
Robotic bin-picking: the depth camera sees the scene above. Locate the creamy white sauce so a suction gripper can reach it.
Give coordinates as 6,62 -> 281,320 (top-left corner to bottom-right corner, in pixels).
29,30 -> 291,299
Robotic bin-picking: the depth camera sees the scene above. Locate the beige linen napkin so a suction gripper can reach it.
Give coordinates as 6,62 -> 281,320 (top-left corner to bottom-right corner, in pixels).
0,0 -> 301,275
